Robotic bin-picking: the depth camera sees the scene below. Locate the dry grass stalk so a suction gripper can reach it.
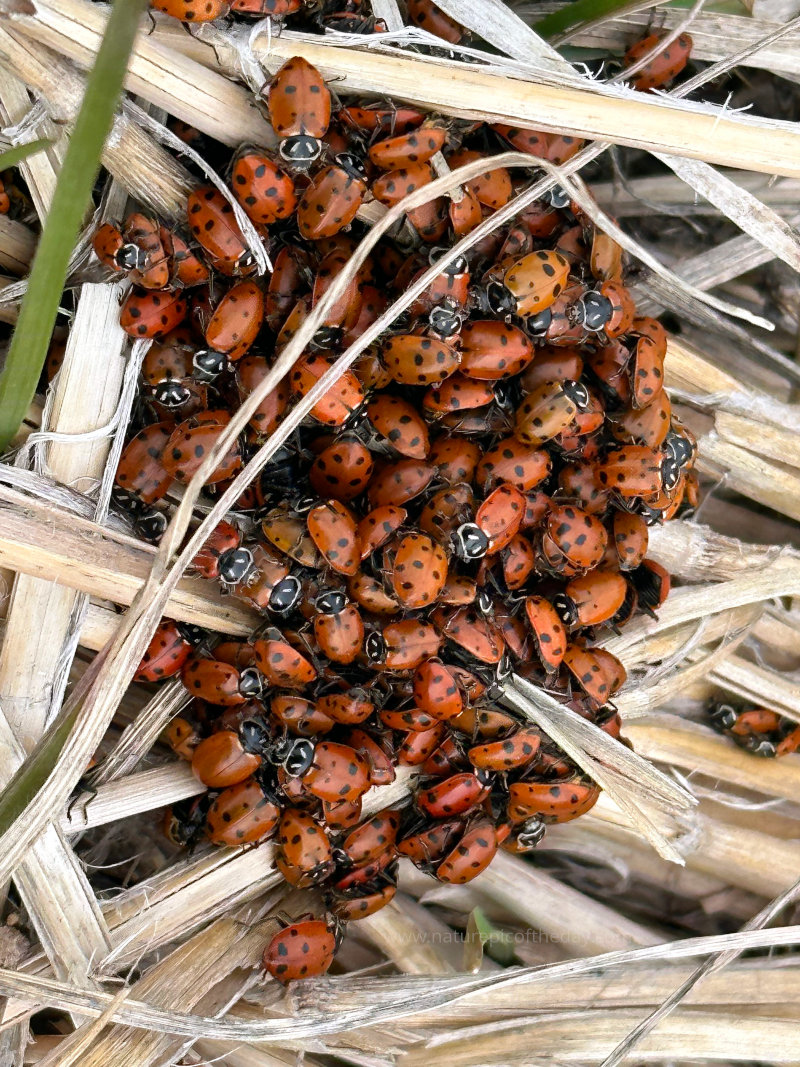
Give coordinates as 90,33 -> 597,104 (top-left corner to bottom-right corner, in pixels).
0,215 -> 36,274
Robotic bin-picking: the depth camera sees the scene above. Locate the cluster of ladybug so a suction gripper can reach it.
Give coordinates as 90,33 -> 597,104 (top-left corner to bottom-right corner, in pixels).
709,704 -> 800,759
98,50 -> 700,983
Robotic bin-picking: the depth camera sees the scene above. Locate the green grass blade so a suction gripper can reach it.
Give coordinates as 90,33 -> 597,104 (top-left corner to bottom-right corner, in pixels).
533,0 -> 647,39
0,138 -> 52,171
0,0 -> 147,451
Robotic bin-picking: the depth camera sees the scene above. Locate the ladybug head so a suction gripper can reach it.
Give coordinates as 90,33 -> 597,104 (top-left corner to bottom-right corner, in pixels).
709,702 -> 738,730
428,300 -> 463,341
545,185 -> 571,210
176,622 -> 206,646
452,522 -> 489,561
312,324 -> 344,349
482,280 -> 517,318
240,716 -> 271,755
576,289 -> 613,332
661,455 -> 682,492
154,379 -> 192,409
745,737 -> 777,758
115,242 -> 148,272
664,429 -> 695,470
193,349 -> 228,381
365,630 -> 387,665
278,737 -> 316,777
279,134 -> 323,169
552,592 -> 578,629
475,589 -> 493,616
135,507 -> 168,543
524,306 -> 552,336
562,379 -> 591,411
218,546 -> 255,587
516,816 -> 546,852
429,246 -> 469,278
335,152 -> 368,183
238,667 -> 264,700
315,590 -> 348,616
268,575 -> 303,616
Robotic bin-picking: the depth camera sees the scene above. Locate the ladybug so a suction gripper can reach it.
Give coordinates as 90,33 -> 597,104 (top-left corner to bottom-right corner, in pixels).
429,436 -> 481,485
624,32 -> 693,91
406,0 -> 463,40
316,690 -> 374,725
416,770 -> 493,818
459,320 -> 534,381
151,0 -> 229,20
367,458 -> 436,508
368,619 -> 442,671
297,154 -> 368,240
161,410 -> 242,486
590,231 -> 624,282
522,596 -> 566,674
387,532 -> 449,609
206,776 -> 282,846
313,595 -> 365,664
508,777 -> 600,823
436,819 -> 497,884
368,121 -> 448,170
231,545 -> 296,613
397,816 -> 465,865
468,727 -> 541,772
266,245 -> 311,329
367,395 -> 430,459
371,162 -> 434,207
236,355 -> 291,438
121,212 -> 170,289
435,606 -> 505,665
397,724 -> 447,766
203,280 -> 264,363
290,353 -> 365,427
380,707 -> 440,732
631,559 -> 671,613
563,644 -> 626,708
307,500 -> 361,576
254,628 -> 318,688
186,187 -> 254,276
231,148 -> 297,225
554,570 -> 628,630
190,724 -> 266,789
309,437 -> 375,502
329,882 -> 397,921
161,227 -> 209,289
277,810 -> 334,882
120,287 -> 187,339
263,916 -> 337,983
476,437 -> 551,493
447,149 -> 513,210
575,280 -> 636,339
340,807 -> 402,868
610,392 -> 672,449
267,56 -> 332,169
474,484 -> 526,555
271,693 -> 335,736
514,379 -> 591,448
597,445 -> 672,500
311,250 -> 364,340
190,521 -> 254,584
380,334 -> 460,387
342,727 -> 396,785
92,222 -> 143,275
163,795 -> 214,849
262,505 -> 323,568
302,741 -> 371,803
357,504 -> 408,559
413,659 -> 464,721
541,504 -> 608,575
135,618 -> 200,681
165,715 -> 201,761
230,0 -> 301,13
422,375 -> 495,419
115,422 -> 173,503
323,796 -> 363,829
609,511 -> 649,572
476,250 -> 570,318
499,534 -> 536,591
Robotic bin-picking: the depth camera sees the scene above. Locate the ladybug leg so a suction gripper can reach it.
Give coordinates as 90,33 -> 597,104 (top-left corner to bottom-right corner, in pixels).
66,779 -> 99,823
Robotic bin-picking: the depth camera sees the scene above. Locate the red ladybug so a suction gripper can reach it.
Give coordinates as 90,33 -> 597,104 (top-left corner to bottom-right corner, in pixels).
161,410 -> 242,486
267,57 -> 332,169
476,437 -> 551,493
387,532 -> 449,609
554,570 -> 629,630
120,287 -> 188,339
624,32 -> 693,91
316,690 -> 374,725
302,741 -> 371,803
508,777 -> 600,823
357,504 -> 408,559
206,777 -> 281,846
368,619 -> 442,671
542,504 -> 608,575
367,458 -> 436,508
413,659 -> 464,721
381,334 -> 460,387
297,155 -> 368,240
231,148 -> 297,225
371,162 -> 433,207
181,656 -> 263,706
475,484 -> 525,555
135,618 -> 198,681
340,807 -> 402,868
307,500 -> 361,576
254,628 -> 318,688
263,916 -> 338,983
478,250 -> 570,318
313,595 -> 365,664
436,819 -> 497,883
277,810 -> 334,883
203,280 -> 264,363
406,0 -> 464,42
368,121 -> 448,170
523,596 -> 567,673
397,724 -> 447,766
416,770 -> 492,818
115,422 -> 173,503
459,320 -> 534,380
151,0 -> 229,21
468,727 -> 541,772
329,882 -> 396,921
367,395 -> 430,459
309,437 -> 375,503
187,187 -> 254,276
290,353 -> 365,427
563,644 -> 626,708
